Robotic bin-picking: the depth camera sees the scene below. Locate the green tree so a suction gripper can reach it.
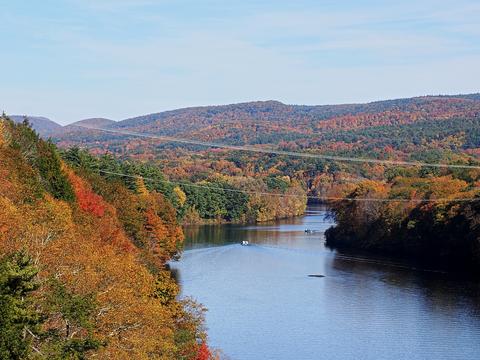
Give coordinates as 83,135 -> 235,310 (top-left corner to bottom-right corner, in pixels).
0,251 -> 40,360
36,140 -> 75,202
44,280 -> 101,359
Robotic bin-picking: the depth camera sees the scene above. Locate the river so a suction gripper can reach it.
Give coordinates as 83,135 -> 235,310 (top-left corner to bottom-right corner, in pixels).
169,206 -> 480,360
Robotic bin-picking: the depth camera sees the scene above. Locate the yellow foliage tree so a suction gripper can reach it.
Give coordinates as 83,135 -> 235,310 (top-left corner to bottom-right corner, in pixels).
174,186 -> 187,207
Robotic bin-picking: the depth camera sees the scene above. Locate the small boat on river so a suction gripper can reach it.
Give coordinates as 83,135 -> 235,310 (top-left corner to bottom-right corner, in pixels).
241,240 -> 249,246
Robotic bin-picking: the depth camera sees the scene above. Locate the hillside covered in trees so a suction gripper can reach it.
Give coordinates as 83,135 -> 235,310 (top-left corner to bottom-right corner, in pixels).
47,94 -> 480,226
0,117 -> 213,359
14,94 -> 480,274
59,147 -> 307,225
324,173 -> 480,275
52,94 -> 480,156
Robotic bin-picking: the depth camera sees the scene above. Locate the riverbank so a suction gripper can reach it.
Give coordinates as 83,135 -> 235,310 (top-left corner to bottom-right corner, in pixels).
181,204 -> 307,225
325,198 -> 480,277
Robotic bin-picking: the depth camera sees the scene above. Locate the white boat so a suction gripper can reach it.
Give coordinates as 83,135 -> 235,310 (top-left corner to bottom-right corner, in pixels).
241,240 -> 249,246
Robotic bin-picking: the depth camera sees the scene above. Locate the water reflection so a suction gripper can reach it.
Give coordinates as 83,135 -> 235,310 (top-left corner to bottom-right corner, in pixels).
183,206 -> 334,250
171,206 -> 480,360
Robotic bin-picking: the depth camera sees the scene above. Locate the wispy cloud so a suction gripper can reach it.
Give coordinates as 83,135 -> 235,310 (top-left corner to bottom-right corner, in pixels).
0,0 -> 479,123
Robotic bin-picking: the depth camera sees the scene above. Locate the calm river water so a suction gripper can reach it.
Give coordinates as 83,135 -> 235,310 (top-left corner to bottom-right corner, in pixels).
169,206 -> 480,360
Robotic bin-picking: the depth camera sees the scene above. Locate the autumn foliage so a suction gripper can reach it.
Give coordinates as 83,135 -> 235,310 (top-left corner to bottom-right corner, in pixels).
196,343 -> 211,360
0,118 -> 211,359
68,170 -> 106,217
325,175 -> 480,273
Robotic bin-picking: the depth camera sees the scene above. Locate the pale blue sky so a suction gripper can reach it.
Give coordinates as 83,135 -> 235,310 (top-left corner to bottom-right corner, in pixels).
1,0 -> 479,124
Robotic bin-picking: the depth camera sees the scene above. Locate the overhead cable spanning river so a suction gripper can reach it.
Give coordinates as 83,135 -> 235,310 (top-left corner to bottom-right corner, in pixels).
169,206 -> 480,360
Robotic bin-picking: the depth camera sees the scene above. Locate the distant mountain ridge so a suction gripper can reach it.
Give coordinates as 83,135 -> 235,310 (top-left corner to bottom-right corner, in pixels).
112,93 -> 480,130
8,115 -> 116,138
59,118 -> 116,138
9,115 -> 63,137
66,118 -> 116,128
11,93 -> 480,152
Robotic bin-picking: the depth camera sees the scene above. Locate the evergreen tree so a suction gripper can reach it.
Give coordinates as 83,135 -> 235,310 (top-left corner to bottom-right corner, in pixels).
0,251 -> 40,360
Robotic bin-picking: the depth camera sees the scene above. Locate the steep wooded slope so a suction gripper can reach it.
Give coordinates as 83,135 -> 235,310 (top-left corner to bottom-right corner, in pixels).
0,117 -> 210,359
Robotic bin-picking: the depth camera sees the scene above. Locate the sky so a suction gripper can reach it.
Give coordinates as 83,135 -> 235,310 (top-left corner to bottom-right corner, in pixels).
1,0 -> 479,124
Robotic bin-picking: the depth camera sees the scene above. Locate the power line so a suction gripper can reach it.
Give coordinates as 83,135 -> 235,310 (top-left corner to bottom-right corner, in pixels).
98,169 -> 480,203
74,124 -> 480,170
253,244 -> 448,273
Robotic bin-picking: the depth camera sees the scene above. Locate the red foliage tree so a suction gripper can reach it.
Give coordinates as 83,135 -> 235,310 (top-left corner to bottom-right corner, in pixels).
68,171 -> 106,217
196,342 -> 211,360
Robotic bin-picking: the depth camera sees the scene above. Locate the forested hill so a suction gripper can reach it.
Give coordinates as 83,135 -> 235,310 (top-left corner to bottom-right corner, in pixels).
52,94 -> 480,158
112,93 -> 480,133
0,118 -> 212,359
